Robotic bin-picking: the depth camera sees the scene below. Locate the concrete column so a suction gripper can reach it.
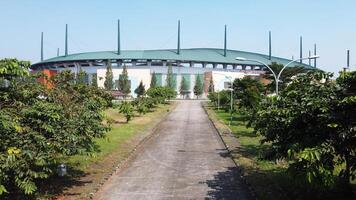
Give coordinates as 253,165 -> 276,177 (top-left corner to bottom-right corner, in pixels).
190,62 -> 194,67
202,63 -> 206,68
147,60 -> 152,67
213,63 -> 217,68
251,66 -> 255,70
242,65 -> 246,70
132,60 -> 136,67
232,64 -> 237,70
223,64 -> 227,69
163,60 -> 167,67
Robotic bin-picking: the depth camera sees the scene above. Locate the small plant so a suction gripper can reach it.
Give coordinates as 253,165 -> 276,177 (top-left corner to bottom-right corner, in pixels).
136,101 -> 148,115
118,101 -> 134,122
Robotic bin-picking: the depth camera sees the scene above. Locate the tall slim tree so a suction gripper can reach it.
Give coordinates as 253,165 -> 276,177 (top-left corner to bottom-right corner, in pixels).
208,77 -> 215,93
91,73 -> 98,87
166,64 -> 175,89
134,81 -> 145,97
104,61 -> 113,90
180,76 -> 189,98
118,65 -> 131,97
150,72 -> 157,88
194,75 -> 203,98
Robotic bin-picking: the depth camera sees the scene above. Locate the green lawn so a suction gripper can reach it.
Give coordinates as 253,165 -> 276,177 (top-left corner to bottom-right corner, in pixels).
207,106 -> 355,200
38,103 -> 174,199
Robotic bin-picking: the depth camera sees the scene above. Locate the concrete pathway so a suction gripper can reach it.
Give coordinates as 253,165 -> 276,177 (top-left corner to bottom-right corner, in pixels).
95,101 -> 251,200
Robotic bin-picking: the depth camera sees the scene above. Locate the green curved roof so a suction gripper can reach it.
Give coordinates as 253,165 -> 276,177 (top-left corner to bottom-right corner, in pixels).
31,48 -> 314,69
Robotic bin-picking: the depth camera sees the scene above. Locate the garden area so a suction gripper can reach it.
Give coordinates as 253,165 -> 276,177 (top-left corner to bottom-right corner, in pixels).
0,58 -> 176,199
207,65 -> 356,200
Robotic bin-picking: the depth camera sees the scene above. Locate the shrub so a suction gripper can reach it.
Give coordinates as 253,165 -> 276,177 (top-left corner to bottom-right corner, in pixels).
118,101 -> 134,123
0,68 -> 112,197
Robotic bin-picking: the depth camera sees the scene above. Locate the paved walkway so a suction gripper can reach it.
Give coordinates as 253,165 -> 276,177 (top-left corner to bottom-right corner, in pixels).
95,101 -> 251,200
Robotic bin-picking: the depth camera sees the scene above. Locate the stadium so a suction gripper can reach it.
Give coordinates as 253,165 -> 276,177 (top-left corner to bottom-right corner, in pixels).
30,21 -> 316,98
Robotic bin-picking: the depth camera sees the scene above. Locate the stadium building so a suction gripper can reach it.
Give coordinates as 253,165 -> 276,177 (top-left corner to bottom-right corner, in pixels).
30,21 -> 316,98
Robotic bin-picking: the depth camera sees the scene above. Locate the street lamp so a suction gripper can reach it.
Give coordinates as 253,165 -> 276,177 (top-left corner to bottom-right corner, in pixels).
214,72 -> 233,126
236,55 -> 319,95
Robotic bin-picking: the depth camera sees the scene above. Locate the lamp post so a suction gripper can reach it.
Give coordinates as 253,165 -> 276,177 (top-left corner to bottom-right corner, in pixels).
214,72 -> 233,126
236,55 -> 319,95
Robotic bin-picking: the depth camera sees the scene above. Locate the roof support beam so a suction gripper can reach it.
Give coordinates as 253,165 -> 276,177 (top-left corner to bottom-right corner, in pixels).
118,19 -> 121,55
299,36 -> 303,63
268,31 -> 272,60
177,20 -> 181,55
41,32 -> 44,61
65,24 -> 68,56
224,25 -> 227,57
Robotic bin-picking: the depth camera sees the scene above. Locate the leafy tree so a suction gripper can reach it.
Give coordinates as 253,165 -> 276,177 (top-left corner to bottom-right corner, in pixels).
252,71 -> 356,190
134,81 -> 145,97
150,72 -> 158,88
180,76 -> 189,98
135,99 -> 148,115
0,66 -> 112,197
146,86 -> 176,104
77,70 -> 87,85
91,73 -> 98,87
264,62 -> 307,93
166,65 -> 175,89
104,60 -> 114,90
208,78 -> 215,93
193,75 -> 203,98
233,76 -> 264,110
118,65 -> 131,97
118,101 -> 134,122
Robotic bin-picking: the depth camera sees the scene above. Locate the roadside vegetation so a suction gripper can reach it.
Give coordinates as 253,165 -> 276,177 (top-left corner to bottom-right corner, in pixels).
0,58 -> 176,199
207,68 -> 356,199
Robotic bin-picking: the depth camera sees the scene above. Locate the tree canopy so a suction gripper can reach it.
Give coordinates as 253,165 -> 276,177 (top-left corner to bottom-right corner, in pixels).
150,72 -> 158,88
134,81 -> 145,97
104,61 -> 113,90
193,75 -> 203,98
118,65 -> 131,97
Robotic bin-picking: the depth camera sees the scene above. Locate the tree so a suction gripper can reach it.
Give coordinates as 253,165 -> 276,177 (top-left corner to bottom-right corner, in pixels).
180,76 -> 189,98
233,76 -> 264,110
91,73 -> 98,87
252,71 -> 356,190
77,70 -> 87,85
104,61 -> 114,90
193,75 -> 203,98
118,65 -> 131,97
208,78 -> 215,93
150,72 -> 157,88
166,65 -> 175,89
0,66 -> 112,197
134,81 -> 145,97
146,86 -> 176,104
118,101 -> 134,123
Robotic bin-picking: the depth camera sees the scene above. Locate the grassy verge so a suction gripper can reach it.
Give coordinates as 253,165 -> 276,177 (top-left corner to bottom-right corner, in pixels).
38,102 -> 175,199
205,104 -> 355,200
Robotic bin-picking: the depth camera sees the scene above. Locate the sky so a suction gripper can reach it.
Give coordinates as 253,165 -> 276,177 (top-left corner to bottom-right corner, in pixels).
0,0 -> 355,76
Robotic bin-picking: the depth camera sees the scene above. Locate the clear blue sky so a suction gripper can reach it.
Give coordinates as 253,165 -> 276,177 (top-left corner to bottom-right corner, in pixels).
0,0 -> 355,75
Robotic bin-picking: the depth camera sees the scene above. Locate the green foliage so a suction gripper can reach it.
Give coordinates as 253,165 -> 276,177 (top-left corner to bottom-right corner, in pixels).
146,86 -> 176,104
91,73 -> 98,87
150,72 -> 158,88
233,76 -> 264,113
193,75 -> 203,98
0,58 -> 29,78
0,66 -> 112,197
166,65 -> 175,89
134,98 -> 149,115
252,71 -> 356,190
180,76 -> 189,97
118,65 -> 131,97
134,81 -> 145,97
208,78 -> 214,93
77,70 -> 87,85
118,101 -> 134,122
104,61 -> 114,90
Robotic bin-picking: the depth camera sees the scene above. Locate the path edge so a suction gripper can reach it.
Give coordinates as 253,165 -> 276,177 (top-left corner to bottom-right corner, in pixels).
201,102 -> 257,200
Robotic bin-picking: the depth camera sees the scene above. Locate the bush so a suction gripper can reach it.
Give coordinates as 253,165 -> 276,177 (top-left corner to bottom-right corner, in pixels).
252,71 -> 356,191
118,101 -> 134,123
146,86 -> 176,103
0,68 -> 112,197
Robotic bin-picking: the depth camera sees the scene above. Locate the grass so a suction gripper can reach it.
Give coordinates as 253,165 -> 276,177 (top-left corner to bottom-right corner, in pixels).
37,102 -> 175,199
206,105 -> 355,200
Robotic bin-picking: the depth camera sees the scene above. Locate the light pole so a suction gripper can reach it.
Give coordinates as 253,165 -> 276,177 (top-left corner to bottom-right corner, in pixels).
214,72 -> 233,126
236,55 -> 319,95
